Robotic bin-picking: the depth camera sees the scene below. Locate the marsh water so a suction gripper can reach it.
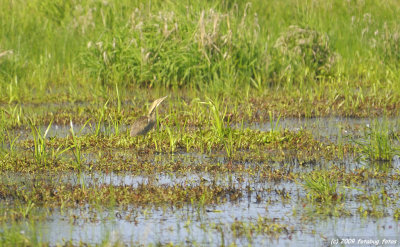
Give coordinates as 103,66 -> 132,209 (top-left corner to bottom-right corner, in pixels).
2,117 -> 400,246
7,169 -> 400,246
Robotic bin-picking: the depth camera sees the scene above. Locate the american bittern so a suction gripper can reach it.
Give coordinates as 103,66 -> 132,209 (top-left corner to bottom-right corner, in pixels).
130,96 -> 168,137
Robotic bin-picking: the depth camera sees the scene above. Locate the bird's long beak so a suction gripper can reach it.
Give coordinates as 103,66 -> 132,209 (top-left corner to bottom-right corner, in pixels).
148,96 -> 168,116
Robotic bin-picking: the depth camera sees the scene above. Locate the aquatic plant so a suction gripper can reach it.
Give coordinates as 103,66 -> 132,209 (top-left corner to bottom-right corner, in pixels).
355,119 -> 399,161
394,208 -> 400,221
201,98 -> 228,138
2,130 -> 19,158
230,216 -> 292,240
107,113 -> 121,137
268,110 -> 282,135
224,129 -> 235,158
2,105 -> 23,127
28,119 -> 71,166
94,99 -> 109,137
302,171 -> 342,202
69,119 -> 90,170
199,98 -> 238,157
28,119 -> 53,166
165,126 -> 178,153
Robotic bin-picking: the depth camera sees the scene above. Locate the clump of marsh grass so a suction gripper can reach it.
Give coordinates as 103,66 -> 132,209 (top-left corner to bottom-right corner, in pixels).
81,5 -> 263,88
203,98 -> 229,138
302,171 -> 342,202
28,119 -> 70,166
271,25 -> 337,84
200,98 -> 239,158
4,105 -> 23,127
28,118 -> 52,166
355,120 -> 399,162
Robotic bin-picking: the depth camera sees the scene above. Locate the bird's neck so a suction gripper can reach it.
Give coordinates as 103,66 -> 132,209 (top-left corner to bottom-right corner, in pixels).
148,112 -> 157,122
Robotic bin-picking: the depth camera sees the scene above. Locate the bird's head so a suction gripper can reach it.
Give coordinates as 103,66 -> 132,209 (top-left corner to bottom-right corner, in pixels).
147,95 -> 168,117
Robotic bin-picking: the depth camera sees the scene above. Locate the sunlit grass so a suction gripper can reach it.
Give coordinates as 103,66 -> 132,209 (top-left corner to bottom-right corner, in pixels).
0,0 -> 399,113
28,119 -> 53,166
355,119 -> 400,161
302,171 -> 343,203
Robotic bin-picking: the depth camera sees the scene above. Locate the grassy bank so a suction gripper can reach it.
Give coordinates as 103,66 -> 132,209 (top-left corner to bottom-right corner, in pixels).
0,0 -> 399,116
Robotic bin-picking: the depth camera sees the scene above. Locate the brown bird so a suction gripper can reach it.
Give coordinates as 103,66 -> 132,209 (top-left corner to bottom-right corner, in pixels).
130,96 -> 168,137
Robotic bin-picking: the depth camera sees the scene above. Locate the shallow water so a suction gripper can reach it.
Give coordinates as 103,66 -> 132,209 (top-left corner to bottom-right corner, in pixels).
15,178 -> 400,246
4,152 -> 400,246
7,123 -> 128,140
244,116 -> 400,143
2,116 -> 400,246
10,116 -> 399,141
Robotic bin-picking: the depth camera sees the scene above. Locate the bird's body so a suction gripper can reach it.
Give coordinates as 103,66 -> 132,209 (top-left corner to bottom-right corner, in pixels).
130,96 -> 167,137
130,115 -> 156,136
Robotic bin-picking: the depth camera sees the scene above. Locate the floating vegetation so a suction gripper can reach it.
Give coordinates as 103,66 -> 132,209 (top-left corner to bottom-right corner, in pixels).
0,182 -> 242,209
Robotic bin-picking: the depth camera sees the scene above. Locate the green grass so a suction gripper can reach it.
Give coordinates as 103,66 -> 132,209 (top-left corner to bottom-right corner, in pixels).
302,171 -> 343,203
0,0 -> 399,115
355,119 -> 400,161
69,119 -> 92,170
28,119 -> 53,166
